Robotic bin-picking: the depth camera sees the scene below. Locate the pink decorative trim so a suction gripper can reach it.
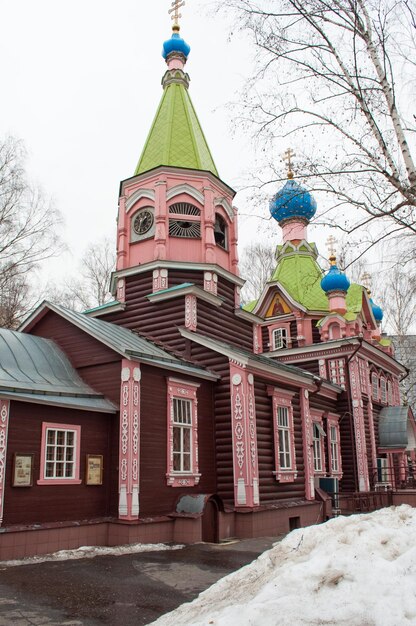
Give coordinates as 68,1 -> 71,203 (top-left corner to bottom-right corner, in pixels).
349,359 -> 370,491
184,295 -> 197,332
203,271 -> 218,295
166,379 -> 201,487
267,387 -> 297,483
230,362 -> 260,507
0,400 -> 10,526
153,268 -> 169,292
326,413 -> 343,478
118,361 -> 141,520
253,325 -> 263,355
318,359 -> 326,379
300,390 -> 315,500
38,422 -> 82,485
366,394 -> 378,476
116,278 -> 126,303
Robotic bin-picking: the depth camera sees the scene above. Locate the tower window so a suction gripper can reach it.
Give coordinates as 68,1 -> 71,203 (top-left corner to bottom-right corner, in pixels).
214,214 -> 227,250
168,202 -> 201,239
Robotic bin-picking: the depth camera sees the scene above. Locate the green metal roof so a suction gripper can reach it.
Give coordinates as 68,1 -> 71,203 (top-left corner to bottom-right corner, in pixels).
245,251 -> 366,318
270,253 -> 328,311
135,81 -> 218,176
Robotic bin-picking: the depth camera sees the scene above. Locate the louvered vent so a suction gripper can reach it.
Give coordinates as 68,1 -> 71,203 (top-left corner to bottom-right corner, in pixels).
169,220 -> 201,238
169,202 -> 201,216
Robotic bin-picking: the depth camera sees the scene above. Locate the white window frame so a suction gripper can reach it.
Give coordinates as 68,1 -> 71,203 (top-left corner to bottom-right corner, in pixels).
371,372 -> 379,401
328,359 -> 346,388
38,422 -> 81,485
272,327 -> 288,350
166,379 -> 201,487
268,387 -> 297,482
380,377 -> 387,404
312,421 -> 326,473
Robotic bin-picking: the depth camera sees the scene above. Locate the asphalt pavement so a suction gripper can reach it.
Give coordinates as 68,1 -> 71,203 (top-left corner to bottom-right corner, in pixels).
0,537 -> 279,626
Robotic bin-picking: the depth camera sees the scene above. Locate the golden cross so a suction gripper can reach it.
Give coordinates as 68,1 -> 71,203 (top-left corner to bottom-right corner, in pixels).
282,147 -> 296,178
168,0 -> 186,26
326,235 -> 337,258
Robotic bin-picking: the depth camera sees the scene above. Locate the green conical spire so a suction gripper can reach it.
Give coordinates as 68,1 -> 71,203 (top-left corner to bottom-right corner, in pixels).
134,75 -> 219,177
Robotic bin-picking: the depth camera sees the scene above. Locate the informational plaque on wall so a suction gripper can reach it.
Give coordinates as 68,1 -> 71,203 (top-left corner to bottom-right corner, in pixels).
86,455 -> 103,485
13,454 -> 33,487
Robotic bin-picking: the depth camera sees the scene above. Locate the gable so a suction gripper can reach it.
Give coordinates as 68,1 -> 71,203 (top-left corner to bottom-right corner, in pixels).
27,310 -> 121,370
265,293 -> 292,317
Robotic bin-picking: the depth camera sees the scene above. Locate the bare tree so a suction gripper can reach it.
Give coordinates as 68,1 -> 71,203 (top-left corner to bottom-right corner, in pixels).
0,136 -> 60,327
240,242 -> 276,302
377,265 -> 416,404
48,237 -> 116,311
219,0 -> 416,257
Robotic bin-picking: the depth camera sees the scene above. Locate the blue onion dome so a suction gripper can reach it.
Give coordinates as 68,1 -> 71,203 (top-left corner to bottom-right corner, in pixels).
321,256 -> 351,293
370,298 -> 384,322
269,178 -> 317,224
162,26 -> 191,60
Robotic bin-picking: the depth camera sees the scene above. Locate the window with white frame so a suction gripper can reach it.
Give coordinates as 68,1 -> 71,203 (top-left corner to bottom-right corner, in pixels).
313,422 -> 326,472
329,425 -> 339,473
166,379 -> 200,487
387,380 -> 393,405
38,423 -> 81,484
328,359 -> 346,388
380,377 -> 387,404
268,387 -> 297,482
172,398 -> 192,472
277,406 -> 292,469
371,372 -> 378,400
273,327 -> 288,350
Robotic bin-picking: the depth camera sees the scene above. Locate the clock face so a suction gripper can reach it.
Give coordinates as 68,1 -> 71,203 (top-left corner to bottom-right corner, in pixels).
133,210 -> 154,236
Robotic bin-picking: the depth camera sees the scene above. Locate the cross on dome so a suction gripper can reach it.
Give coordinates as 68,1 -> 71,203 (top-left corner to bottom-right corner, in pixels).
283,148 -> 296,180
326,235 -> 337,263
168,0 -> 186,28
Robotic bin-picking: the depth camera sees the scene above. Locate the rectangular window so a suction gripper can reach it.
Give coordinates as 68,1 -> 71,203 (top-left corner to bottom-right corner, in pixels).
277,407 -> 292,469
330,426 -> 339,473
167,379 -> 200,487
387,381 -> 393,405
268,387 -> 297,482
328,359 -> 346,388
172,398 -> 192,472
273,328 -> 288,350
380,378 -> 387,404
38,423 -> 81,485
313,422 -> 325,472
372,373 -> 379,400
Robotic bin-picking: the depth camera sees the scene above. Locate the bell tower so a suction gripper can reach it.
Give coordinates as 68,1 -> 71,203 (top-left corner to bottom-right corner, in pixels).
113,9 -> 239,301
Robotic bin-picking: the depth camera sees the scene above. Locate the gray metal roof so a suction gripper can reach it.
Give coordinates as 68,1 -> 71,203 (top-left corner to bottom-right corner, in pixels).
20,301 -> 219,381
0,328 -> 116,413
379,406 -> 412,449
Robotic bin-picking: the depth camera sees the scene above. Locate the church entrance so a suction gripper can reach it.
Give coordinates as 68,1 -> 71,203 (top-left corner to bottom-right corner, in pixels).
201,498 -> 219,543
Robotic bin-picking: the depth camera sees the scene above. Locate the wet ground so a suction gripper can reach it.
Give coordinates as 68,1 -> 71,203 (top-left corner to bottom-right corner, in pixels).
0,537 -> 279,625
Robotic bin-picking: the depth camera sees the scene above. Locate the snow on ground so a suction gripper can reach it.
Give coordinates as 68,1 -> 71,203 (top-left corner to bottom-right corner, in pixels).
152,505 -> 416,626
2,542 -> 183,568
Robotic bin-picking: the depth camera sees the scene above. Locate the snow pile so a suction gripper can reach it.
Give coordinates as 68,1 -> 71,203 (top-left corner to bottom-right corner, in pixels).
2,542 -> 183,567
152,506 -> 416,626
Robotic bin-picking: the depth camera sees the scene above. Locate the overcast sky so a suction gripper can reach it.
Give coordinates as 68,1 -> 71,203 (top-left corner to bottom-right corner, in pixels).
1,0 -> 280,285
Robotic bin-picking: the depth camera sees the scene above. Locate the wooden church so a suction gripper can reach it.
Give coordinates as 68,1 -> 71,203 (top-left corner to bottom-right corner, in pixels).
1,14 -> 415,560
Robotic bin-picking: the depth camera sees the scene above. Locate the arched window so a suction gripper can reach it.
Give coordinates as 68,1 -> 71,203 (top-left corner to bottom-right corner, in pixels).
328,323 -> 341,340
214,214 -> 227,250
168,202 -> 201,239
